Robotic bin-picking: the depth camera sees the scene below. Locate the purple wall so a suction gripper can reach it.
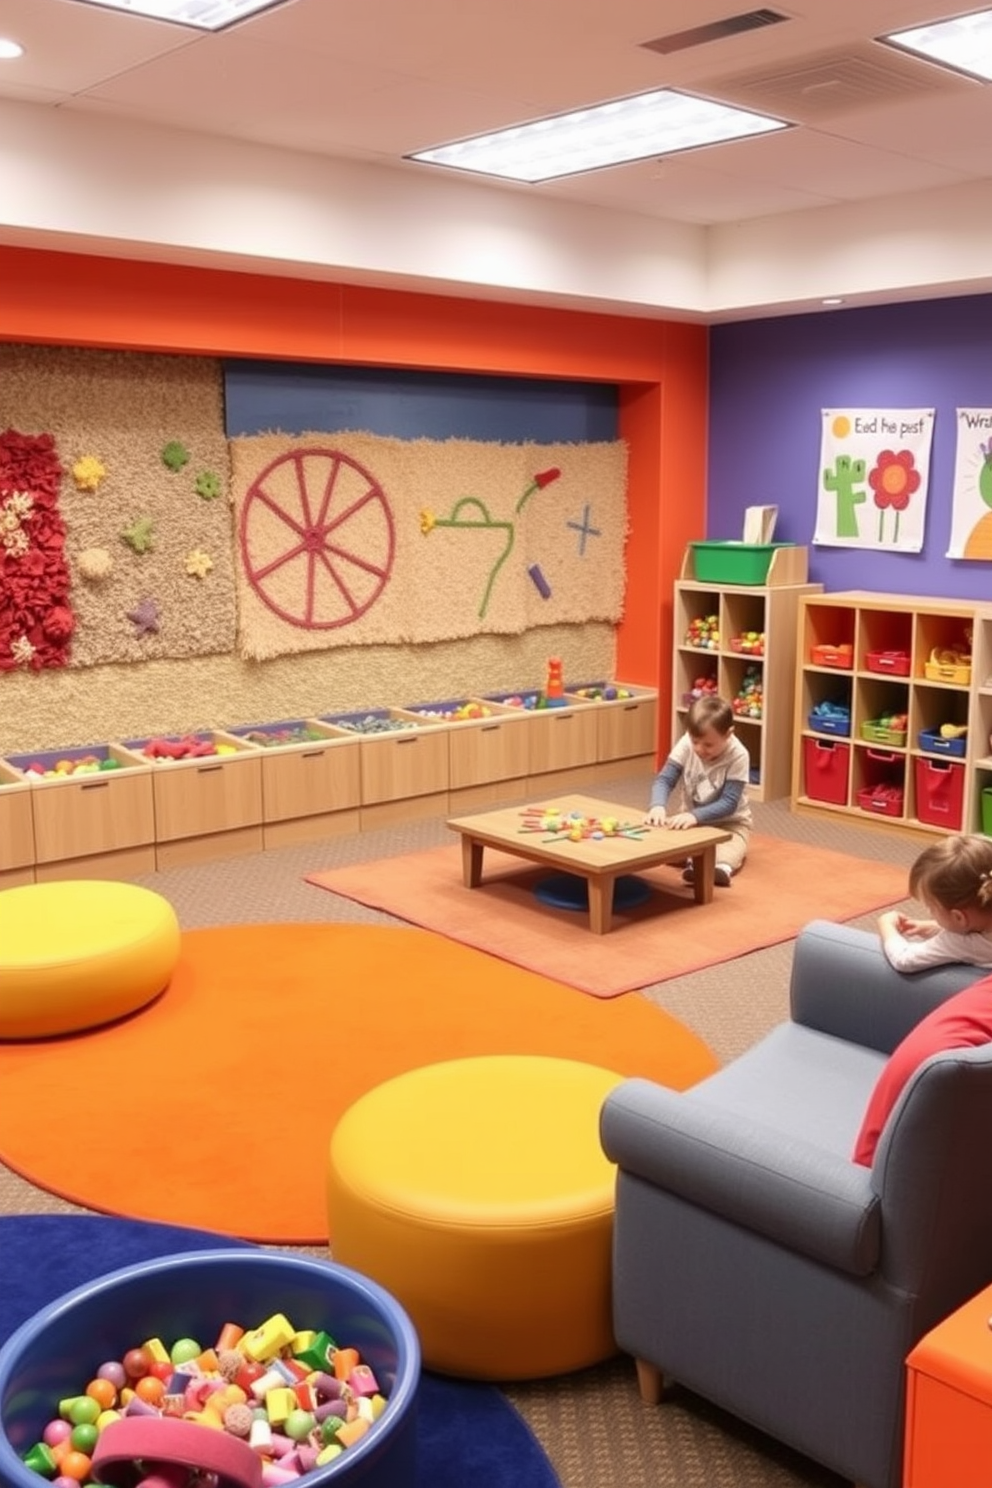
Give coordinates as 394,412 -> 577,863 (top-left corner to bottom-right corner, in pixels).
708,294 -> 992,600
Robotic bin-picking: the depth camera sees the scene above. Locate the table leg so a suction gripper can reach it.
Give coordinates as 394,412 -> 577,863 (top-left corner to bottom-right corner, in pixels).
460,836 -> 484,887
691,845 -> 716,905
587,876 -> 615,935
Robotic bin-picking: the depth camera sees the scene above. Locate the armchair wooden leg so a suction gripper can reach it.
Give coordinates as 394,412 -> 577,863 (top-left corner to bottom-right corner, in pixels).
635,1358 -> 667,1404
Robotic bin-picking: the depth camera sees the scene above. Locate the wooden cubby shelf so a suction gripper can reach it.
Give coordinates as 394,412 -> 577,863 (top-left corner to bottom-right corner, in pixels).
794,592 -> 982,839
673,549 -> 821,802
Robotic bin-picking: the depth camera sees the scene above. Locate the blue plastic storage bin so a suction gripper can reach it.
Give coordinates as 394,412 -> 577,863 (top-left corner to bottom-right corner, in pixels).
0,1251 -> 420,1488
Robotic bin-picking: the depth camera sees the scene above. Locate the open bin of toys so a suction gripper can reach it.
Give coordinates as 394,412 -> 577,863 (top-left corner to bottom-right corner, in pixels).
393,698 -> 529,804
3,743 -> 155,876
319,709 -> 449,817
564,681 -> 659,764
918,725 -> 967,758
483,688 -> 597,785
0,1250 -> 421,1488
855,749 -> 905,819
860,716 -> 908,748
807,701 -> 851,737
123,731 -> 263,867
224,719 -> 362,846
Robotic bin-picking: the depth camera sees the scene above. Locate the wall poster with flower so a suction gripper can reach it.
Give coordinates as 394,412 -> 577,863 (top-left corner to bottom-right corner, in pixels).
813,408 -> 934,553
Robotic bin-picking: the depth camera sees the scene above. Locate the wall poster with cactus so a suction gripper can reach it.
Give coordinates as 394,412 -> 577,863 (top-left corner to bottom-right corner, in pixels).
813,408 -> 934,553
947,409 -> 992,559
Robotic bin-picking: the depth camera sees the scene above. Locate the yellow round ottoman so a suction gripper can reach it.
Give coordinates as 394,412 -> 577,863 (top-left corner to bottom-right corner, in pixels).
328,1054 -> 623,1380
0,881 -> 181,1039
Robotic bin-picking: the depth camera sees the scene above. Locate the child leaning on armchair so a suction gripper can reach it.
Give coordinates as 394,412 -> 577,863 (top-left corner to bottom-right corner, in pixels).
878,833 -> 992,972
644,694 -> 752,887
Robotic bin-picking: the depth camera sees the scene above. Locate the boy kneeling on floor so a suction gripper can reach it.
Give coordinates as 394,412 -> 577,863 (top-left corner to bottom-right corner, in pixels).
645,694 -> 752,887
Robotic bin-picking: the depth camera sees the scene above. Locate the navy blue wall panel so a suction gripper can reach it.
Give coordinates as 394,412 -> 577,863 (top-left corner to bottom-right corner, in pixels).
223,361 -> 618,442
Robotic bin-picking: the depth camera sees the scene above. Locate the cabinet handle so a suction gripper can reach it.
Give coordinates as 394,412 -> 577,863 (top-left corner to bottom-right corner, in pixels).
196,763 -> 223,774
301,750 -> 325,760
622,704 -> 639,714
552,714 -> 573,724
80,779 -> 110,790
481,724 -> 500,733
396,736 -> 418,746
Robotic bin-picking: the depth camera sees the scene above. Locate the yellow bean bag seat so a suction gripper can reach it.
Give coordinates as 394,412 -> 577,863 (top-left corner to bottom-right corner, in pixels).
328,1054 -> 623,1380
0,881 -> 181,1039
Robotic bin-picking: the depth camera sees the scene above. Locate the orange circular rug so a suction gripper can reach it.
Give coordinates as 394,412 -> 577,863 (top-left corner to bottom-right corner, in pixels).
0,924 -> 717,1245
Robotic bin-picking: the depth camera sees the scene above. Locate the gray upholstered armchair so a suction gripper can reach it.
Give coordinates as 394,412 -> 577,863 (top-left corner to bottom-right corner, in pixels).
600,919 -> 992,1488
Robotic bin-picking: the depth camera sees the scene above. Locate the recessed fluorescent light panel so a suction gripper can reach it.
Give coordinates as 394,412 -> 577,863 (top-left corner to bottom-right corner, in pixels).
409,89 -> 788,183
65,0 -> 289,31
880,7 -> 992,83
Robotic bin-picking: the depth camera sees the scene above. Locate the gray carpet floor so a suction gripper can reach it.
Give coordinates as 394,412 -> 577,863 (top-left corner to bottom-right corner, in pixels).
0,772 -> 922,1486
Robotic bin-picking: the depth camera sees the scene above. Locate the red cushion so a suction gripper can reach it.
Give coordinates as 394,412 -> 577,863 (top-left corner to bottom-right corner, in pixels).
853,976 -> 992,1166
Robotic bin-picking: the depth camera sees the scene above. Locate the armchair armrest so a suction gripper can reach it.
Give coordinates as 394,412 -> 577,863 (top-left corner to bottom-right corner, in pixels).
789,920 -> 985,1055
601,1078 -> 880,1276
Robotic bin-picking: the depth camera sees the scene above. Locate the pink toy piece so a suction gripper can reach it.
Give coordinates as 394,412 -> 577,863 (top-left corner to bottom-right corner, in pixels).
91,1417 -> 263,1488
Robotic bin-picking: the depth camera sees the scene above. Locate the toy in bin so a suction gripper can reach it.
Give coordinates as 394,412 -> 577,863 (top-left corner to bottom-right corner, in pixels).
919,723 -> 968,757
685,615 -> 719,650
542,657 -> 568,708
732,666 -> 762,720
729,630 -> 764,656
924,631 -> 972,684
809,700 -> 851,736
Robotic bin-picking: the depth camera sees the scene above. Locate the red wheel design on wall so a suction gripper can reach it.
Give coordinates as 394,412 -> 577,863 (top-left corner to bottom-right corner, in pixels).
239,448 -> 395,630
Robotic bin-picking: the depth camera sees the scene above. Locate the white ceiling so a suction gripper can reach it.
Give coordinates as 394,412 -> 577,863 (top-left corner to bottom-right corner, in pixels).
2,0 -> 992,319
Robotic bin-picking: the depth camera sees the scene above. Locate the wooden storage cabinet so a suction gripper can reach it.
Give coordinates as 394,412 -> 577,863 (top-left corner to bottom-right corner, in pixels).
392,696 -> 531,813
566,682 -> 659,775
482,688 -> 599,794
321,710 -> 450,829
5,743 -> 155,880
124,731 -> 263,868
793,592 -> 978,837
673,549 -> 820,803
225,719 -> 362,849
904,1281 -> 992,1488
0,761 -> 35,887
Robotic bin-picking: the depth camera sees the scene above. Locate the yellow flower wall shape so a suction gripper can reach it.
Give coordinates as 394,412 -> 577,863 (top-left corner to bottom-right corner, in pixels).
73,455 -> 107,492
185,548 -> 214,579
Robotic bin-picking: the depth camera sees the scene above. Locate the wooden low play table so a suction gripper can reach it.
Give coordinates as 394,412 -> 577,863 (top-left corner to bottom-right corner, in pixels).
447,793 -> 732,935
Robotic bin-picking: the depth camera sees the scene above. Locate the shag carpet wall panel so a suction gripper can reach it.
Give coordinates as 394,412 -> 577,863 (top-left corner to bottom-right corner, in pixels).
230,433 -> 627,661
0,344 -> 234,670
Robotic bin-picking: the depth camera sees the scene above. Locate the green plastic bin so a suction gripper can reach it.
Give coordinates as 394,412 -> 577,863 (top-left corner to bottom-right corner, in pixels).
690,541 -> 795,585
982,787 -> 992,837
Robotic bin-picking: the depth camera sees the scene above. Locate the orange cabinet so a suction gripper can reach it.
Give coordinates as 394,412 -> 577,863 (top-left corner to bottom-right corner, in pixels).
904,1282 -> 992,1487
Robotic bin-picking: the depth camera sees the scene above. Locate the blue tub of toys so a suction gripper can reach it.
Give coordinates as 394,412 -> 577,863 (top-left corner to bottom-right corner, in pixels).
0,1251 -> 420,1488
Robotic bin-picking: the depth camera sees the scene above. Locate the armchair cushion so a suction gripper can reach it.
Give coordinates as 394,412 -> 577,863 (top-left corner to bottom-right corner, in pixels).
601,1078 -> 880,1274
853,974 -> 992,1165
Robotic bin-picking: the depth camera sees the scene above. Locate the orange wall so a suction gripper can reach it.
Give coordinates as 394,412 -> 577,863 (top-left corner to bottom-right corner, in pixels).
0,245 -> 708,747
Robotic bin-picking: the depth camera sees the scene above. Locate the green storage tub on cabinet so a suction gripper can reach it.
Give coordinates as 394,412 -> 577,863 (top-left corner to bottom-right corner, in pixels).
689,541 -> 797,585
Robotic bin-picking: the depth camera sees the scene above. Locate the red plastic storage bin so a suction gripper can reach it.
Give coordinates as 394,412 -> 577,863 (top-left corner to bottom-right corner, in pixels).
865,649 -> 911,676
915,758 -> 964,831
803,737 -> 849,805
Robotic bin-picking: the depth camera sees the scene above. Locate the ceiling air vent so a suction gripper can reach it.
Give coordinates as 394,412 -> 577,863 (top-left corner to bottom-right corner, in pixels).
641,9 -> 789,56
701,40 -> 978,121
